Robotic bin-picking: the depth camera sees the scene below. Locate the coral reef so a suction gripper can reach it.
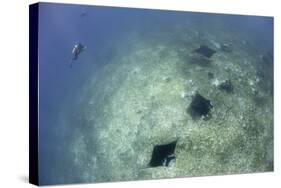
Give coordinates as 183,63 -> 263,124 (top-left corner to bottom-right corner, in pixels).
65,19 -> 273,183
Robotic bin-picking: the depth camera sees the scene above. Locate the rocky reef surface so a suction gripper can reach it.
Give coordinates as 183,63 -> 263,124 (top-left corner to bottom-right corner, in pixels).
61,20 -> 273,183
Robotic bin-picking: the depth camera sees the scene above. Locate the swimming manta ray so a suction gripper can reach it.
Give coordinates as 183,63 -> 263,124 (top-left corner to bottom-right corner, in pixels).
149,140 -> 177,167
193,45 -> 216,58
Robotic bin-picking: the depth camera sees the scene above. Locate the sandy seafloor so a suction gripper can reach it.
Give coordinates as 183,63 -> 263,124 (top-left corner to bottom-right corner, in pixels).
38,3 -> 273,185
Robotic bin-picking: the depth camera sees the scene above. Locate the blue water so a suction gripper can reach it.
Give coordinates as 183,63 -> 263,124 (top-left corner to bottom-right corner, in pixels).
37,2 -> 273,185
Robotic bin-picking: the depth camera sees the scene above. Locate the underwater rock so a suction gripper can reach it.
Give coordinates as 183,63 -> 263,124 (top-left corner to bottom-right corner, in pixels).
189,53 -> 212,66
218,80 -> 234,93
193,45 -> 216,58
188,93 -> 213,119
162,76 -> 172,82
136,109 -> 142,114
180,91 -> 188,99
212,79 -> 220,87
210,39 -> 221,49
221,43 -> 232,53
149,140 -> 177,167
80,11 -> 88,17
261,51 -> 273,64
208,72 -> 214,79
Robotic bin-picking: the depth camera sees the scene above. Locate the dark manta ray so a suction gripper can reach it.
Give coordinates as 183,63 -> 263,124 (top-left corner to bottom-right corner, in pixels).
149,140 -> 177,167
188,93 -> 213,119
194,45 -> 216,58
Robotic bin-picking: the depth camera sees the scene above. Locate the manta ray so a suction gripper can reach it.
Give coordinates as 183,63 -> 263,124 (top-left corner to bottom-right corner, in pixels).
149,140 -> 177,167
193,45 -> 216,58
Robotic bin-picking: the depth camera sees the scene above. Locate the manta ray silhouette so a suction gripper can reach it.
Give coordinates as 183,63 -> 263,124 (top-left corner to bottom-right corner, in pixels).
194,45 -> 216,58
188,93 -> 213,119
149,140 -> 177,167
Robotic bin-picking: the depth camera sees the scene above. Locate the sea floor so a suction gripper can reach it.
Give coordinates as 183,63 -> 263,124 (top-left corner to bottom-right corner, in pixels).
57,20 -> 273,184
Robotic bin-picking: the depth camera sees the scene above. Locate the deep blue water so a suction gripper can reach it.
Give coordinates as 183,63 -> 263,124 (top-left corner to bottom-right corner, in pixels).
38,2 -> 273,185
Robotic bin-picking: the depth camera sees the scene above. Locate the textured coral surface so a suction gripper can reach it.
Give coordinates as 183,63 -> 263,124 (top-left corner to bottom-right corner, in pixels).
65,21 -> 273,183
